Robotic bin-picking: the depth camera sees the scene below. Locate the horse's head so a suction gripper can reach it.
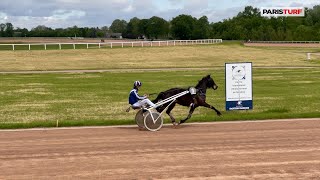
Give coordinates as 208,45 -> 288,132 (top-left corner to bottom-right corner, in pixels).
206,75 -> 218,90
197,75 -> 218,90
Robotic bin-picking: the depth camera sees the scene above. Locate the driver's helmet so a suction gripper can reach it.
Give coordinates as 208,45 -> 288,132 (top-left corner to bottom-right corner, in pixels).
134,80 -> 142,87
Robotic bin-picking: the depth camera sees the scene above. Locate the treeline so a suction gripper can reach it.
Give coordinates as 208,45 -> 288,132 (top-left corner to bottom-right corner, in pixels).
212,6 -> 320,41
1,5 -> 320,40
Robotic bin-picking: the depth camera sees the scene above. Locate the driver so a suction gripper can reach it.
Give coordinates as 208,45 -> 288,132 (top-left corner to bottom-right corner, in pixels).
128,80 -> 156,109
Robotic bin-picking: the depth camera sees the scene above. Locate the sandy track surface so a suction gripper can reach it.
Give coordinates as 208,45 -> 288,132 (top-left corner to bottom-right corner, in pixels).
0,119 -> 319,179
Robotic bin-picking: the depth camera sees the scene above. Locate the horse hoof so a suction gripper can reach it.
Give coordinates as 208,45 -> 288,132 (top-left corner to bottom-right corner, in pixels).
138,127 -> 146,131
172,122 -> 179,126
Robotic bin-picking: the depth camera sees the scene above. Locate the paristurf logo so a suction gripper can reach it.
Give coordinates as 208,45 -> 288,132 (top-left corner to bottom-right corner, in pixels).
261,7 -> 305,17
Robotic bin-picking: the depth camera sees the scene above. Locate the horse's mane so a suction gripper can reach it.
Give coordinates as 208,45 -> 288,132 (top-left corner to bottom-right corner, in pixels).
195,75 -> 210,88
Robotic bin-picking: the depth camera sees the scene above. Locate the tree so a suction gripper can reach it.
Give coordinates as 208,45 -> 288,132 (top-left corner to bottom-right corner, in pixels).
109,19 -> 127,34
193,16 -> 210,39
0,23 -> 5,37
88,27 -> 97,38
29,25 -> 55,37
146,16 -> 169,39
306,5 -> 320,26
138,19 -> 149,38
14,27 -> 28,37
285,29 -> 294,41
237,6 -> 260,18
171,14 -> 196,40
294,25 -> 314,40
5,23 -> 14,37
126,17 -> 140,38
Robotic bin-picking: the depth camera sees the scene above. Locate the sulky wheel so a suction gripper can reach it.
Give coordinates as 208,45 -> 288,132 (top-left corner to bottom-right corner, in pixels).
144,111 -> 163,131
135,109 -> 145,129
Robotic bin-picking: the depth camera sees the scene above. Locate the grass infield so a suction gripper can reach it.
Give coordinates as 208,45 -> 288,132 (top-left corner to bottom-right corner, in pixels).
0,68 -> 319,129
0,43 -> 319,128
0,43 -> 320,72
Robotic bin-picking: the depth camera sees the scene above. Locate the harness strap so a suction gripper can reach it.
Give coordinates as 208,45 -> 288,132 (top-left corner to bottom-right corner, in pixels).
197,88 -> 207,97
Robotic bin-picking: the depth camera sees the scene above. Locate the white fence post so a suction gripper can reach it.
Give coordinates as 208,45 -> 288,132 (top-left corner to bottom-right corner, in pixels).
44,44 -> 47,50
73,44 -> 75,49
99,43 -> 101,48
111,43 -> 113,48
87,44 -> 89,49
122,43 -> 124,48
12,44 -> 14,51
59,44 -> 61,50
29,44 -> 31,51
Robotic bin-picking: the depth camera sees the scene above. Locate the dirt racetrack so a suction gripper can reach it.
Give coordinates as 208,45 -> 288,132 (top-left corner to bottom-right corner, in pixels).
0,118 -> 320,179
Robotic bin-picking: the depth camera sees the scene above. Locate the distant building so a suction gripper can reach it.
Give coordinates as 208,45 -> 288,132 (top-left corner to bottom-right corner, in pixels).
106,33 -> 122,39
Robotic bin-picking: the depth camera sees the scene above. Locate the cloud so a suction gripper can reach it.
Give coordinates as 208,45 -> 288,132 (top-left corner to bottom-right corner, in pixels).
1,0 -> 320,29
0,12 -> 8,21
0,0 -> 135,29
50,10 -> 86,20
204,6 -> 244,22
247,0 -> 268,4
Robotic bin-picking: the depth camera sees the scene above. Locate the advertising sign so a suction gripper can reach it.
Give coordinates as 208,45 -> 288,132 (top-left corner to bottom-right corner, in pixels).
225,62 -> 253,110
260,7 -> 305,17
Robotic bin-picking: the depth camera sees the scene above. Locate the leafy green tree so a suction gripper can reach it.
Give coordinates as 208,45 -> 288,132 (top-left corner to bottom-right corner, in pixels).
285,29 -> 294,41
29,25 -> 55,37
306,5 -> 320,26
146,16 -> 169,39
5,23 -> 14,37
171,14 -> 196,39
0,23 -> 5,37
14,27 -> 29,37
110,19 -> 127,34
294,25 -> 314,40
237,6 -> 260,18
193,16 -> 210,39
80,27 -> 91,37
277,27 -> 286,40
138,19 -> 149,38
126,17 -> 140,38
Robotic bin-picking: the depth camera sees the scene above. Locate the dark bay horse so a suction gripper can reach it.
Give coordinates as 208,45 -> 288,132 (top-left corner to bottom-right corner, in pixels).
152,75 -> 221,125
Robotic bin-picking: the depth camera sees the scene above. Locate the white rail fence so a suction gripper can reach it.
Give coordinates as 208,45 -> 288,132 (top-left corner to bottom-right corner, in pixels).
0,39 -> 222,51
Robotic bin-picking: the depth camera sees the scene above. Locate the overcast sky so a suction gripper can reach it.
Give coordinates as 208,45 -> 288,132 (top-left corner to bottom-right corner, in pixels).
0,0 -> 319,29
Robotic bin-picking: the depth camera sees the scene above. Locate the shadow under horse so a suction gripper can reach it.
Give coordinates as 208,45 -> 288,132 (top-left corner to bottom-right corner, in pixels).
152,75 -> 222,125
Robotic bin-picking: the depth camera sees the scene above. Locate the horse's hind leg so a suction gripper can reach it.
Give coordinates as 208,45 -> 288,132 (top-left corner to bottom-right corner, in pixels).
202,102 -> 222,116
165,103 -> 178,126
179,106 -> 196,124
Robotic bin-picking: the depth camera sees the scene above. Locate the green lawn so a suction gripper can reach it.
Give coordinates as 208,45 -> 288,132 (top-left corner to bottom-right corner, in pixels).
1,68 -> 319,128
0,44 -> 320,72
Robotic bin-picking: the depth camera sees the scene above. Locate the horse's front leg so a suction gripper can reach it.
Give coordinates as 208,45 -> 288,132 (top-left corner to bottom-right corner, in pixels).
179,105 -> 196,124
202,102 -> 222,116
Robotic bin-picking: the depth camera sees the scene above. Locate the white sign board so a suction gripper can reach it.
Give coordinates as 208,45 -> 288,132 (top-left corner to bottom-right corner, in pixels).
225,62 -> 253,110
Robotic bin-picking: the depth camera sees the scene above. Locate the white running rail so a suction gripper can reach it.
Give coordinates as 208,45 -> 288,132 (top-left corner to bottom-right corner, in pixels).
0,39 -> 223,51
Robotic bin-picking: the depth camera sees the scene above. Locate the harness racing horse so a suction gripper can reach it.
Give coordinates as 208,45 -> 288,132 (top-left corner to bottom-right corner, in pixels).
152,75 -> 222,125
